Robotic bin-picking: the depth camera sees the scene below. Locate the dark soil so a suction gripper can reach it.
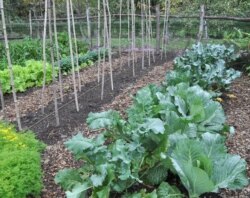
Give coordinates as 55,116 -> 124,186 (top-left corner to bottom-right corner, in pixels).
21,52 -> 176,145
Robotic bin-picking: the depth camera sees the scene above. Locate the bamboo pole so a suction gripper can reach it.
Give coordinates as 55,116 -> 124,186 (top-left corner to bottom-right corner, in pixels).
66,0 -> 79,112
164,0 -> 171,58
155,4 -> 161,53
141,0 -> 145,69
119,0 -> 122,59
86,0 -> 92,49
101,0 -> 107,100
131,0 -> 135,77
144,0 -> 151,66
29,9 -> 32,37
105,0 -> 114,90
148,0 -> 155,63
0,82 -> 5,119
197,4 -> 205,42
161,0 -> 170,59
70,0 -> 82,92
127,0 -> 131,68
97,0 -> 101,83
48,0 -> 59,126
41,0 -> 48,114
0,0 -> 22,130
52,0 -> 63,102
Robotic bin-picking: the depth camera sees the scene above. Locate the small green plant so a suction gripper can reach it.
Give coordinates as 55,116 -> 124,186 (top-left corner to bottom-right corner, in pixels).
0,122 -> 45,198
58,49 -> 107,73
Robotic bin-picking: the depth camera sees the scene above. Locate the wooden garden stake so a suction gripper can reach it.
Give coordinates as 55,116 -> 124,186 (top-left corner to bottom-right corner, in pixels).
0,0 -> 22,130
127,0 -> 131,68
48,0 -> 59,126
101,0 -> 107,100
161,0 -> 171,59
41,0 -> 48,114
131,0 -> 135,76
141,0 -> 145,69
66,0 -> 79,112
52,0 -> 63,102
86,0 -> 92,49
148,0 -> 155,63
156,4 -> 161,53
97,0 -> 101,83
119,0 -> 123,60
197,4 -> 205,42
105,0 -> 114,90
70,0 -> 82,92
29,9 -> 32,37
0,82 -> 5,119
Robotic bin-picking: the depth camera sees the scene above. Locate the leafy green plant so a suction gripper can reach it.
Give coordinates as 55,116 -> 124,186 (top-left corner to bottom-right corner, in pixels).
171,133 -> 248,197
0,122 -> 45,198
166,43 -> 241,92
0,35 -> 88,70
224,28 -> 250,51
0,60 -> 54,93
58,49 -> 107,73
55,43 -> 248,198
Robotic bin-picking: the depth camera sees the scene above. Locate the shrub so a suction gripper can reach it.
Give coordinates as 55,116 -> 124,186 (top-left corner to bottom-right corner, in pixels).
0,122 -> 45,198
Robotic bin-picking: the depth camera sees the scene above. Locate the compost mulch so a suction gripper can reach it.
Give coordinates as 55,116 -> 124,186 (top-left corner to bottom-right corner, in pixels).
1,51 -> 249,198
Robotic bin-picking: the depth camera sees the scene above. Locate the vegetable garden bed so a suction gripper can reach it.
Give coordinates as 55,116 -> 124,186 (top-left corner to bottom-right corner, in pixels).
1,46 -> 249,198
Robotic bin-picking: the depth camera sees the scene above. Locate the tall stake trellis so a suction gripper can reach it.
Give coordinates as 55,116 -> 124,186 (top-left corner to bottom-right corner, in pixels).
0,0 -> 177,129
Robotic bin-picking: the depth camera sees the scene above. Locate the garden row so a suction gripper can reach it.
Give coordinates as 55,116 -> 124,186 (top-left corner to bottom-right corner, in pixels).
0,48 -> 106,93
55,43 -> 248,197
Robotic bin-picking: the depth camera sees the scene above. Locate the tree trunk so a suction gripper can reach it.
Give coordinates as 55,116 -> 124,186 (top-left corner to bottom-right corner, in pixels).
197,4 -> 205,42
66,0 -> 79,112
48,0 -> 59,126
0,0 -> 22,130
